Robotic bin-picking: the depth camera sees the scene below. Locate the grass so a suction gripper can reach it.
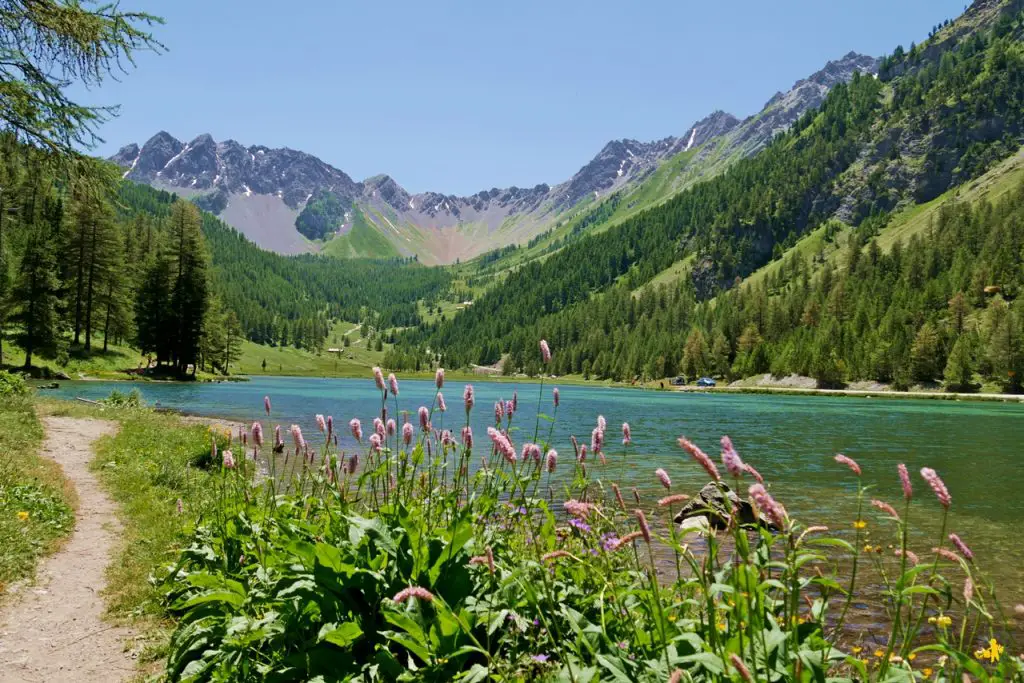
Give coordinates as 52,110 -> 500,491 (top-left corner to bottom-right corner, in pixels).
1,336 -> 145,380
233,321 -> 390,378
0,394 -> 75,597
322,207 -> 401,259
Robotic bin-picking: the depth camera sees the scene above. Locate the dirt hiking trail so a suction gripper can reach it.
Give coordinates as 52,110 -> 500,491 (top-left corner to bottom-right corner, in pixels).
0,417 -> 138,682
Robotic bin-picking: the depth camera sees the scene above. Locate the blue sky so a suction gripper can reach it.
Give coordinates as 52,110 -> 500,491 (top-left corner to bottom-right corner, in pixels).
81,0 -> 967,195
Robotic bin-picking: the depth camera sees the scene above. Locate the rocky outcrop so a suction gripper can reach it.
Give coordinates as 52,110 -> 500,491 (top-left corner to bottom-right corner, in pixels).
673,482 -> 777,531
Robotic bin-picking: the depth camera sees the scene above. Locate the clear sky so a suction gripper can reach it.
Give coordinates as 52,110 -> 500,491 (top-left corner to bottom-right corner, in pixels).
79,0 -> 967,195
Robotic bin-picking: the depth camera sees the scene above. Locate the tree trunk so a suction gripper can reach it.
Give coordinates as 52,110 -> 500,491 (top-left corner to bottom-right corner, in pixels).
84,221 -> 97,350
73,221 -> 87,345
102,279 -> 112,352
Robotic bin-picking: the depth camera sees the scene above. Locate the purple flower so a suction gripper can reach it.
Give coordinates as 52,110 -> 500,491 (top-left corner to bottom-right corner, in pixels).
369,433 -> 382,452
263,395 -> 271,416
835,454 -> 862,476
462,426 -> 474,449
349,418 -> 363,442
436,392 -> 447,412
949,533 -> 974,562
622,422 -> 631,445
373,417 -> 386,438
435,367 -> 445,389
494,401 -> 504,423
721,435 -> 744,478
402,422 -> 414,446
568,518 -> 591,533
545,449 -> 556,473
418,406 -> 430,431
655,467 -> 672,490
553,387 -> 560,407
601,533 -> 620,551
386,418 -> 396,436
463,384 -> 474,413
531,654 -> 549,663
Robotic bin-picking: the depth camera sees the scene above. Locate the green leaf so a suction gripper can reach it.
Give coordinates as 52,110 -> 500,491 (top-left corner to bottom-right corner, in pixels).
321,622 -> 363,648
179,590 -> 244,609
596,655 -> 632,683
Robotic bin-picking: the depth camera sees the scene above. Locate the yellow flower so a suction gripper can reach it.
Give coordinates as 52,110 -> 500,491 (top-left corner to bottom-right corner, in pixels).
907,653 -> 917,661
667,615 -> 677,623
874,649 -> 885,658
923,668 -> 933,678
852,646 -> 863,655
933,614 -> 951,628
853,520 -> 867,530
716,621 -> 727,633
17,511 -> 29,521
864,544 -> 874,553
975,638 -> 1004,663
860,658 -> 869,666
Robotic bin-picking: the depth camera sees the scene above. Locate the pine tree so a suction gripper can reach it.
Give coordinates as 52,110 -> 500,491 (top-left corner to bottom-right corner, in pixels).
910,322 -> 942,382
135,246 -> 173,365
12,220 -> 63,368
944,334 -> 975,391
166,201 -> 209,375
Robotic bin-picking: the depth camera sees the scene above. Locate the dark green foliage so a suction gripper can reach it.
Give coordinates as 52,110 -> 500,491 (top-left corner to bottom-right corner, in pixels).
295,189 -> 348,240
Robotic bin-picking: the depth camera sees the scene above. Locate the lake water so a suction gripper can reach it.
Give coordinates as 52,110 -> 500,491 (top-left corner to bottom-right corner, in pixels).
47,376 -> 1024,615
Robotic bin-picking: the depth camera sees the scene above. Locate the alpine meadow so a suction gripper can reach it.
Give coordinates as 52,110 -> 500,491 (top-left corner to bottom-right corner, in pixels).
1,1 -> 1024,682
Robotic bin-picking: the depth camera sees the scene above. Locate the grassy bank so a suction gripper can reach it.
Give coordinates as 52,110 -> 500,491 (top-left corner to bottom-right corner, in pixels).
0,387 -> 75,596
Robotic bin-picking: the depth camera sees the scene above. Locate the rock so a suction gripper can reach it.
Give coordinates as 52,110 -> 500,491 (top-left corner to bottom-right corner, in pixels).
673,482 -> 777,531
55,371 -> 71,380
678,515 -> 711,536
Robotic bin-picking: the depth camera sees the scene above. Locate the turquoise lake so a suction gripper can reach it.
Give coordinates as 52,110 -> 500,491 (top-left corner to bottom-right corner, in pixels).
46,376 -> 1024,614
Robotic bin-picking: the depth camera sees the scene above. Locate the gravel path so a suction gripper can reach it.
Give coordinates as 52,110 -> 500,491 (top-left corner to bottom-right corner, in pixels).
0,417 -> 137,682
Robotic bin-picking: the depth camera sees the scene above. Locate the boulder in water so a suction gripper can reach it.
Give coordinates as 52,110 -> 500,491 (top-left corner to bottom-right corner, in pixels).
672,482 -> 777,531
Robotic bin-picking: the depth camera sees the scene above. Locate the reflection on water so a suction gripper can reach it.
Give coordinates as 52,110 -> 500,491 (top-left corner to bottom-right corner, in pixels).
47,376 -> 1024,622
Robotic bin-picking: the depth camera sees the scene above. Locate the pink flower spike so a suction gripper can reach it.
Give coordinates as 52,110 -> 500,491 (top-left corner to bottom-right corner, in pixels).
742,462 -> 764,485
463,385 -> 475,413
553,387 -> 560,407
920,467 -> 951,508
539,339 -> 551,364
834,454 -> 861,476
658,493 -> 690,507
369,433 -> 382,453
315,414 -> 326,433
393,586 -> 434,604
222,449 -> 235,469
436,392 -> 446,412
612,483 -> 625,510
545,449 -> 557,473
387,373 -> 399,396
349,418 -> 363,442
462,426 -> 474,449
435,367 -> 445,389
597,415 -> 606,432
263,395 -> 271,416
634,509 -> 652,544
898,463 -> 912,501
290,424 -> 305,452
678,437 -> 721,481
721,435 -> 744,478
591,427 -> 603,453
494,401 -> 504,423
949,533 -> 974,562
512,391 -> 518,413
386,418 -> 396,436
749,484 -> 787,529
655,467 -> 672,490
562,499 -> 593,519
373,366 -> 385,391
895,548 -> 920,565
418,406 -> 430,431
871,499 -> 900,520
326,416 -> 333,439
251,422 -> 264,448
933,546 -> 960,563
622,422 -> 631,445
274,425 -> 283,448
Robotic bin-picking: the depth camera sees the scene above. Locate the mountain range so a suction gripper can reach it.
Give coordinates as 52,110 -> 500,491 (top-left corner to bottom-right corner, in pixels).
111,52 -> 879,264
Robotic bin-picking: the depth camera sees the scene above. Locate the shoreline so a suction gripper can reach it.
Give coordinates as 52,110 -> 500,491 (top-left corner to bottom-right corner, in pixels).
674,384 -> 1024,403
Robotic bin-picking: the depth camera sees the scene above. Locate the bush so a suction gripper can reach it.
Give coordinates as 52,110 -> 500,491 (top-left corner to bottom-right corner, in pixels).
0,371 -> 28,397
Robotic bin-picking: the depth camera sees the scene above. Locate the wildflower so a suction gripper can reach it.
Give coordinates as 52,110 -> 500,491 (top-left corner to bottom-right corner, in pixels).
463,384 -> 475,413
463,426 -> 474,449
612,531 -> 644,551
578,445 -> 587,463
975,638 -> 1003,663
749,484 -> 787,529
948,533 -> 973,562
349,418 -> 362,442
542,550 -> 573,563
591,427 -> 603,453
597,415 -> 606,432
435,367 -> 444,389
871,499 -> 900,519
326,416 -> 333,439
369,434 -> 382,453
539,339 -> 551,364
655,467 -> 672,490
222,450 -> 235,469
895,548 -> 920,565
612,483 -> 625,510
512,391 -> 518,413
920,467 -> 951,508
316,414 -> 326,433
632,487 -> 641,505
505,400 -> 515,419
373,366 -> 385,391
393,586 -> 434,604
898,463 -> 912,500
386,418 -> 396,436
251,421 -> 264,448
834,453 -> 861,476
907,653 -> 916,662
622,422 -> 631,445
211,438 -> 218,462
601,533 -> 620,551
433,392 -> 446,413
932,547 -> 960,563
668,670 -> 683,683
290,424 -> 304,452
175,498 -> 183,514
418,406 -> 430,431
742,462 -> 764,484
678,437 -> 721,481
635,509 -> 652,544
441,430 -> 455,447
852,646 -> 863,655
346,453 -> 359,475
531,654 -> 549,663
553,387 -> 560,407
264,395 -> 272,415
853,520 -> 867,530
469,548 -> 496,575
874,649 -> 885,658
568,518 -> 591,533
729,654 -> 754,683
561,500 -> 597,522
963,577 -> 973,604
922,668 -> 933,678
487,427 -> 516,464
494,401 -> 504,423
274,425 -> 283,449
658,493 -> 689,508
16,511 -> 29,521
721,436 -> 745,477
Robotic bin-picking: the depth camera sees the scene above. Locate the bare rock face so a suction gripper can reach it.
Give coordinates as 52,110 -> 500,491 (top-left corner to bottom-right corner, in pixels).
673,482 -> 777,531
